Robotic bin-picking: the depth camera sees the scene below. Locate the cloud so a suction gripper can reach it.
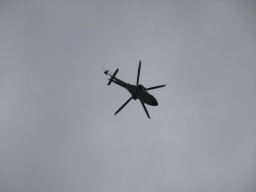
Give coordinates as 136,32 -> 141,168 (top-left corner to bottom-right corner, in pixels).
1,1 -> 255,192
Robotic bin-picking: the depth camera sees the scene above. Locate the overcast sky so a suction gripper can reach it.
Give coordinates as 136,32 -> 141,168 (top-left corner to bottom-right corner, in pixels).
1,1 -> 256,192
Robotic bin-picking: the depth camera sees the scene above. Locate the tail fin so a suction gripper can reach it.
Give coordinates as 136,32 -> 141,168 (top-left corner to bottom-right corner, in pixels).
102,68 -> 109,75
107,68 -> 119,85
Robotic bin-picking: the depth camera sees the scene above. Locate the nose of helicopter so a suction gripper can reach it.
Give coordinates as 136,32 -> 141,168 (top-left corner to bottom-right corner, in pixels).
152,99 -> 158,106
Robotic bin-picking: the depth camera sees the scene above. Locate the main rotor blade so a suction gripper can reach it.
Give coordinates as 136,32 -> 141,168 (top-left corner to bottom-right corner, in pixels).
146,84 -> 166,91
136,61 -> 141,85
140,101 -> 151,119
115,97 -> 133,116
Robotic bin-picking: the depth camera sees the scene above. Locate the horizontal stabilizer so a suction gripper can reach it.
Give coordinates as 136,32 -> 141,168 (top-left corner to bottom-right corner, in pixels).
107,68 -> 119,85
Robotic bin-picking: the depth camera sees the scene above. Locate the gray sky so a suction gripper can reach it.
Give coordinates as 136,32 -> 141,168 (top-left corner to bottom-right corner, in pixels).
1,1 -> 256,192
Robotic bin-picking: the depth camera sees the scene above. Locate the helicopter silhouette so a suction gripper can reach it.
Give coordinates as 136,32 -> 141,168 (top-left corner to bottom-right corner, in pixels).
103,61 -> 166,119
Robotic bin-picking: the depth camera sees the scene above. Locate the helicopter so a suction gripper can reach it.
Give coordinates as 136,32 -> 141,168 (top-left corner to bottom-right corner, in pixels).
103,61 -> 166,119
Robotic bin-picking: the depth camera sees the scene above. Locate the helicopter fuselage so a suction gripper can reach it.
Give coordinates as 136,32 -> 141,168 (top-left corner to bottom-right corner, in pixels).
110,76 -> 158,106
